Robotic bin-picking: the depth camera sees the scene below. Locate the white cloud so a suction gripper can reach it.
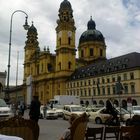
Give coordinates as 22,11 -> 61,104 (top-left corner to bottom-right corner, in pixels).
0,0 -> 140,85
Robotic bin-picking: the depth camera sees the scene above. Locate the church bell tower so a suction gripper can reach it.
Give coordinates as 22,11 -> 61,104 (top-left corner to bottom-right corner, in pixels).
55,0 -> 76,72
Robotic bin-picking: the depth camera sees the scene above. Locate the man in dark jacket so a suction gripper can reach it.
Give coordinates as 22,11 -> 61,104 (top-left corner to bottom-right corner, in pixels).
106,98 -> 119,124
29,96 -> 41,123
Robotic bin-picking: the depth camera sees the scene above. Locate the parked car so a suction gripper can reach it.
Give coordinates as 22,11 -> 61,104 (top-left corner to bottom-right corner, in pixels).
85,105 -> 103,113
0,99 -> 13,120
63,104 -> 86,120
89,107 -> 133,124
40,105 -> 58,119
46,108 -> 58,119
53,104 -> 64,117
89,107 -> 110,124
116,107 -> 134,122
131,106 -> 140,115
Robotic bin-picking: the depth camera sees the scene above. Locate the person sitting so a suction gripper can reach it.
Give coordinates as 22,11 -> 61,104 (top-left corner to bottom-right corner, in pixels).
106,98 -> 119,125
59,114 -> 78,140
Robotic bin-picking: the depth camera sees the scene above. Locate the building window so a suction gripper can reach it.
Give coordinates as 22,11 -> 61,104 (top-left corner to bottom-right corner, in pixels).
81,81 -> 83,86
77,82 -> 79,87
84,89 -> 87,96
113,86 -> 116,94
130,72 -> 134,80
84,81 -> 86,86
90,48 -> 93,56
124,73 -> 127,80
73,82 -> 75,87
107,86 -> 110,95
77,90 -> 79,96
59,38 -> 61,45
107,78 -> 110,83
93,80 -> 96,85
102,87 -> 105,95
102,78 -> 105,84
100,49 -> 103,56
112,77 -> 115,82
58,62 -> 61,70
88,89 -> 91,96
68,37 -> 71,45
48,63 -> 53,72
81,90 -> 83,96
97,78 -> 100,84
97,87 -> 100,95
0,83 -> 3,93
81,50 -> 84,57
37,64 -> 39,74
117,76 -> 121,81
93,88 -> 96,96
124,85 -> 128,94
68,61 -> 71,69
131,84 -> 135,94
88,80 -> 91,85
41,63 -> 43,72
73,90 -> 75,96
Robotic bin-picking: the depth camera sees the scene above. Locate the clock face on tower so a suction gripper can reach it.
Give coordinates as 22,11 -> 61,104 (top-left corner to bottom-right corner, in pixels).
58,31 -> 62,37
68,31 -> 72,37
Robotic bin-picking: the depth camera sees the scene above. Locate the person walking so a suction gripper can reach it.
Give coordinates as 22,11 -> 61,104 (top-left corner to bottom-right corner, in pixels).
106,98 -> 119,125
29,96 -> 41,123
19,102 -> 25,116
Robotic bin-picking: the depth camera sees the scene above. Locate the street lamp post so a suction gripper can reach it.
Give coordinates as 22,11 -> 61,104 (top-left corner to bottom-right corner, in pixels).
116,76 -> 124,122
5,10 -> 29,103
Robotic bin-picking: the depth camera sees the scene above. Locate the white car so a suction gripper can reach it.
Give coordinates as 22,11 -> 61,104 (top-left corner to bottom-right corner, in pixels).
131,106 -> 140,115
40,105 -> 58,119
53,104 -> 64,117
63,105 -> 86,120
0,99 -> 13,120
89,107 -> 133,124
46,108 -> 58,119
116,107 -> 134,122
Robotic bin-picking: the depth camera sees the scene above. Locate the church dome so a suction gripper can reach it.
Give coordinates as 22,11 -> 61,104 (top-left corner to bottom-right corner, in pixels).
59,0 -> 72,11
79,17 -> 104,44
28,22 -> 37,33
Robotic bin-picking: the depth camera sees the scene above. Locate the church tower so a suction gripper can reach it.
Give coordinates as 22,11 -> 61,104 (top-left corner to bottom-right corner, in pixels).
55,0 -> 76,73
24,22 -> 39,82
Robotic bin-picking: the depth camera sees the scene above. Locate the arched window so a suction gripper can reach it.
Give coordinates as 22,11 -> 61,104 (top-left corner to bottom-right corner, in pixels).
68,61 -> 71,69
68,37 -> 71,45
37,64 -> 39,74
102,86 -> 105,95
59,38 -> 61,45
90,48 -> 93,56
100,49 -> 103,56
131,84 -> 135,94
81,50 -> 84,57
58,62 -> 61,70
0,83 -> 3,93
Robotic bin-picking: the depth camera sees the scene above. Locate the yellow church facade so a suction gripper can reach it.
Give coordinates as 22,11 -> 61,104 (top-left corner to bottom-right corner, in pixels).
23,0 -> 140,107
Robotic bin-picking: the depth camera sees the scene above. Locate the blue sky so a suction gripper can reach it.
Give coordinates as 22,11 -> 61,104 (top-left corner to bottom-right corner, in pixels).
0,0 -> 140,85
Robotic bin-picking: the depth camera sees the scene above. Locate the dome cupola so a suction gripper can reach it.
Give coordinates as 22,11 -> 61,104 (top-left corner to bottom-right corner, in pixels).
25,21 -> 39,47
59,0 -> 72,11
79,17 -> 104,44
28,22 -> 37,34
87,16 -> 96,30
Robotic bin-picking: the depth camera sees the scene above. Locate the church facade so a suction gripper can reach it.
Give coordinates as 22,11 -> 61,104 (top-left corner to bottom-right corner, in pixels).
23,0 -> 140,106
